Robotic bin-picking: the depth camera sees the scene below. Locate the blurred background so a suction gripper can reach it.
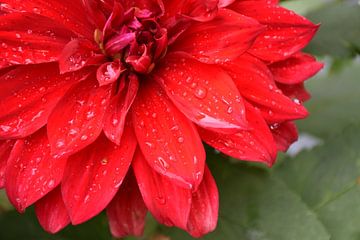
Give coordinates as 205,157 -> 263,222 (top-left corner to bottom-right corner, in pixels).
1,0 -> 360,239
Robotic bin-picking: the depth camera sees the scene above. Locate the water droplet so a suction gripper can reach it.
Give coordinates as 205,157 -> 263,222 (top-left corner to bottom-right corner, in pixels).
194,86 -> 207,99
47,179 -> 55,188
156,195 -> 166,205
101,158 -> 108,165
158,157 -> 169,170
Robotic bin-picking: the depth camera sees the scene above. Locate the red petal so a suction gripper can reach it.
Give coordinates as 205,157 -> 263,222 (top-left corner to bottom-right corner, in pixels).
231,1 -> 318,62
163,0 -> 218,23
0,64 -> 88,139
0,140 -> 14,188
122,0 -> 164,16
222,54 -> 308,123
106,170 -> 147,238
179,0 -> 218,22
0,13 -> 75,68
271,121 -> 298,152
59,39 -> 104,74
0,0 -> 93,38
132,81 -> 205,189
47,78 -> 112,157
277,82 -> 311,102
103,74 -> 139,145
5,128 -> 67,212
132,150 -> 192,229
154,52 -> 248,133
35,187 -> 70,234
61,130 -> 137,225
199,102 -> 277,166
172,9 -> 264,64
269,52 -> 324,84
82,0 -> 107,29
96,59 -> 125,86
187,166 -> 218,237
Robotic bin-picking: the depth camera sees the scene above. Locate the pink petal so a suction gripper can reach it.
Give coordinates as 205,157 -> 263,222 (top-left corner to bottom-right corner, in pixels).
0,0 -> 93,38
0,64 -> 88,139
59,39 -> 105,74
106,170 -> 147,238
35,187 -> 70,234
222,54 -> 308,123
269,52 -> 324,84
218,0 -> 235,8
231,1 -> 319,62
154,52 -> 248,133
199,102 -> 277,166
5,128 -> 67,212
187,166 -> 218,237
61,130 -> 137,225
103,74 -> 139,145
47,78 -> 112,157
172,9 -> 264,64
0,12 -> 75,69
0,140 -> 14,188
131,80 -> 205,190
96,59 -> 125,86
271,121 -> 298,152
132,150 -> 192,229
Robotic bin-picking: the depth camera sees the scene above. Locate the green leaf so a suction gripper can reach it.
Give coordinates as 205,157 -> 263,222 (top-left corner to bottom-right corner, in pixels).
275,124 -> 360,240
162,123 -> 360,240
305,2 -> 360,58
298,60 -> 360,137
160,158 -> 330,240
281,0 -> 330,15
0,208 -> 113,240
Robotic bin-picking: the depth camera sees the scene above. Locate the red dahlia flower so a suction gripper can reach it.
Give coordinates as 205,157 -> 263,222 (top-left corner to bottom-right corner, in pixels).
0,0 -> 323,237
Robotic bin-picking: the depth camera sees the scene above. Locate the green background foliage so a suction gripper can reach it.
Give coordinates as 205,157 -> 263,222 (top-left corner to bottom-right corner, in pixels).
1,1 -> 360,239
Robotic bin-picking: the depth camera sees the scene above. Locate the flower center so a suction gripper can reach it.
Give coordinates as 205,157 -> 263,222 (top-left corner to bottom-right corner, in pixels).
95,7 -> 168,74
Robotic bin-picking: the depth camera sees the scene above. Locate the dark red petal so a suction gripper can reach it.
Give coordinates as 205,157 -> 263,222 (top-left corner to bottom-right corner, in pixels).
106,170 -> 147,238
269,52 -> 324,84
132,150 -> 192,229
172,9 -> 264,64
187,166 -> 218,237
0,140 -> 14,188
0,64 -> 88,139
61,130 -> 137,225
231,1 -> 318,62
35,187 -> 70,234
47,78 -> 112,157
154,52 -> 248,133
277,82 -> 311,102
59,39 -> 104,74
96,59 -> 125,86
0,0 -> 93,38
0,12 -> 75,68
103,74 -> 139,145
222,54 -> 308,123
132,80 -> 205,189
271,121 -> 298,152
199,102 -> 277,166
5,128 -> 67,212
